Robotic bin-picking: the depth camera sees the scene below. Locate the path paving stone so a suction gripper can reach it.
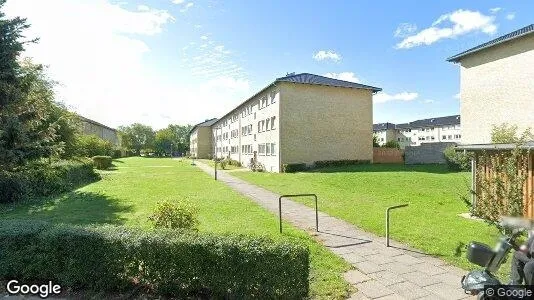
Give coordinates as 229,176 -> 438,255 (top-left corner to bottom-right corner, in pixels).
194,162 -> 474,299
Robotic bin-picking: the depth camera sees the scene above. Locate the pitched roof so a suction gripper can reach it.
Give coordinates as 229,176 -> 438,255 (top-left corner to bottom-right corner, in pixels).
447,24 -> 534,62
78,115 -> 117,132
396,115 -> 460,129
276,73 -> 382,92
190,118 -> 218,133
373,122 -> 396,131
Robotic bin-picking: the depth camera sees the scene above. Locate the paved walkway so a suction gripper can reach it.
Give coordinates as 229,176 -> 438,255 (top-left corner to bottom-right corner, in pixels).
195,162 -> 473,300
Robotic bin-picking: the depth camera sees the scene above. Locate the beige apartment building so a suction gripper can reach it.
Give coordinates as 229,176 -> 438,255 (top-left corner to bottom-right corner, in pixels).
189,118 -> 218,158
79,116 -> 119,146
208,73 -> 381,172
447,24 -> 534,144
373,115 -> 461,149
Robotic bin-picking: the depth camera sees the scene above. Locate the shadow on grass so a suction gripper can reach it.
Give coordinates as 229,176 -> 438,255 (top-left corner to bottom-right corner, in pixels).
307,163 -> 462,174
2,191 -> 133,226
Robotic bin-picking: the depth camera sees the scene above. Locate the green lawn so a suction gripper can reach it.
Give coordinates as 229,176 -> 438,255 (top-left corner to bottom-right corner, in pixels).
0,157 -> 351,299
233,164 -> 505,273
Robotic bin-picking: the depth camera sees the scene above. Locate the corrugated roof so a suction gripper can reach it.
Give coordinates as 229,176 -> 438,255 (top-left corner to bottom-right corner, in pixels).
447,24 -> 534,62
456,141 -> 534,151
190,118 -> 218,133
395,115 -> 460,130
276,73 -> 382,92
373,122 -> 396,131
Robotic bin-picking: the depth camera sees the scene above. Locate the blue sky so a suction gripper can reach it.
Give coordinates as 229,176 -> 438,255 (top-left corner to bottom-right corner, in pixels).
5,0 -> 533,128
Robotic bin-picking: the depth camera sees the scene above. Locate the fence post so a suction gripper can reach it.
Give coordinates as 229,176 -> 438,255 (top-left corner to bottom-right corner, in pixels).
386,204 -> 408,247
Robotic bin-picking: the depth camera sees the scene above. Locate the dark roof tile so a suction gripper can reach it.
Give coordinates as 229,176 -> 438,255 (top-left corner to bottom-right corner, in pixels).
276,73 -> 382,92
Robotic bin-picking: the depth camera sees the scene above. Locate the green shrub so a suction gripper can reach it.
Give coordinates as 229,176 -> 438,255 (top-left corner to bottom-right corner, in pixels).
149,200 -> 199,231
92,156 -> 113,170
0,220 -> 310,298
313,160 -> 371,168
75,135 -> 113,157
282,163 -> 308,173
383,140 -> 400,149
0,159 -> 99,203
220,159 -> 228,170
226,159 -> 241,167
443,146 -> 472,171
112,149 -> 122,159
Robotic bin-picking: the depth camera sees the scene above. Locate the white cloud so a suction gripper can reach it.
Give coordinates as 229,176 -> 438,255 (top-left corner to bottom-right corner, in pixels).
489,7 -> 501,14
200,35 -> 208,40
374,92 -> 418,104
454,92 -> 461,99
506,13 -> 516,20
394,23 -> 417,37
313,50 -> 341,62
3,0 -> 251,129
180,2 -> 194,13
422,99 -> 435,104
172,0 -> 185,4
324,72 -> 360,83
396,9 -> 497,49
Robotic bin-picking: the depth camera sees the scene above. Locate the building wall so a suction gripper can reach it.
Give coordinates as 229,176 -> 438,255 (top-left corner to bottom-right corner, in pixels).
459,33 -> 534,144
81,120 -> 119,146
395,124 -> 461,147
213,85 -> 280,172
374,129 -> 396,146
405,142 -> 457,164
189,127 -> 213,159
279,82 -> 373,166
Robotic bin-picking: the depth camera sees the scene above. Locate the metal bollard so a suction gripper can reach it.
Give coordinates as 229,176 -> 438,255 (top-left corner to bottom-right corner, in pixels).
386,204 -> 408,247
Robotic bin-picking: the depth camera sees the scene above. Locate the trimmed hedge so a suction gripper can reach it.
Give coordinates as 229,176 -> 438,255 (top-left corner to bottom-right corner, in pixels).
314,159 -> 371,168
282,163 -> 308,173
92,156 -> 113,170
0,159 -> 99,203
0,220 -> 310,298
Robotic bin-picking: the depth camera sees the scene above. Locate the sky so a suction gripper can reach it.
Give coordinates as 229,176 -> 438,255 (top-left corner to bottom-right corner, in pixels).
4,0 -> 533,129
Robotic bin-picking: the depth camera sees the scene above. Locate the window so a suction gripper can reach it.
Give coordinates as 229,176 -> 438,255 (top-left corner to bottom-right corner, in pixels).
397,138 -> 400,141
448,135 -> 452,139
265,118 -> 270,131
442,135 -> 447,140
266,143 -> 271,155
248,124 -> 252,135
261,120 -> 265,132
431,136 -> 435,140
254,134 -> 256,141
270,90 -> 277,103
270,143 -> 276,155
258,144 -> 266,155
254,112 -> 256,119
258,122 -> 261,133
270,116 -> 276,130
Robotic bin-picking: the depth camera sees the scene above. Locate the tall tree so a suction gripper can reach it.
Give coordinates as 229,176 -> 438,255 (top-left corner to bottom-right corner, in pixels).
118,123 -> 155,155
0,5 -> 57,170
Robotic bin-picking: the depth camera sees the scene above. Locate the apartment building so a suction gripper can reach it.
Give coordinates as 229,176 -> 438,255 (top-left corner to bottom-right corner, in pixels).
209,73 -> 381,172
373,115 -> 461,148
79,116 -> 119,146
447,24 -> 534,144
189,118 -> 218,158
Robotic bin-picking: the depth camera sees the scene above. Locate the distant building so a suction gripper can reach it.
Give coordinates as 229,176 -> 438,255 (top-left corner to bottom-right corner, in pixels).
373,115 -> 461,149
447,24 -> 534,144
191,73 -> 381,172
189,118 -> 218,159
79,116 -> 119,146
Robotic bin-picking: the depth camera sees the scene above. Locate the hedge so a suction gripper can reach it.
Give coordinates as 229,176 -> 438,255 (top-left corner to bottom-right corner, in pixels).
0,220 -> 310,298
92,156 -> 113,170
282,163 -> 308,173
0,159 -> 99,204
314,159 -> 371,168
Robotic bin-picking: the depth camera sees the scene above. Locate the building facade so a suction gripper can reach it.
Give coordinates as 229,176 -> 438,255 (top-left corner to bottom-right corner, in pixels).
189,118 -> 218,159
208,73 -> 381,172
373,115 -> 461,149
79,116 -> 119,146
447,24 -> 534,144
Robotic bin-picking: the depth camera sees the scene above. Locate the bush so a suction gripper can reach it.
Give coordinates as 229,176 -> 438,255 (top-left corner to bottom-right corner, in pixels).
313,160 -> 371,168
75,135 -> 113,157
92,156 -> 113,170
383,140 -> 400,149
220,159 -> 228,170
0,159 -> 99,203
149,200 -> 199,231
282,163 -> 308,173
443,146 -> 472,171
0,220 -> 310,298
112,149 -> 122,159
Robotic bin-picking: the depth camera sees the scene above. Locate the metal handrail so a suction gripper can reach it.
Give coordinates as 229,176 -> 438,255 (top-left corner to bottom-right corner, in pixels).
279,194 -> 318,233
386,204 -> 408,247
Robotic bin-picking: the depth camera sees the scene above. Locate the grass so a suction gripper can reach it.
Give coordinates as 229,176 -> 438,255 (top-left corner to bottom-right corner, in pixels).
0,157 -> 351,299
233,163 -> 508,275
197,158 -> 243,170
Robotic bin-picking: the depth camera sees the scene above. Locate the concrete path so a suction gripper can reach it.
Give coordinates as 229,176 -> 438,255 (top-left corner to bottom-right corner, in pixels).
195,161 -> 473,300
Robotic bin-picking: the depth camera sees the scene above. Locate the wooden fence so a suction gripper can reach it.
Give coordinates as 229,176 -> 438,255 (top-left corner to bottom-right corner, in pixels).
373,148 -> 404,164
473,151 -> 534,218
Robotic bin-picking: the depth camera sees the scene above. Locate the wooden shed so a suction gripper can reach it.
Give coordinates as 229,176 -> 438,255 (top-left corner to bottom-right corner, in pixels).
458,142 -> 534,218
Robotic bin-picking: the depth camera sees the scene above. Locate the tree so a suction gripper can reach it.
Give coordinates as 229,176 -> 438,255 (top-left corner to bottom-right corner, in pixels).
118,123 -> 155,155
372,135 -> 380,147
154,128 -> 174,156
167,124 -> 192,154
75,134 -> 113,157
383,140 -> 400,149
491,123 -> 533,144
0,7 -> 58,171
